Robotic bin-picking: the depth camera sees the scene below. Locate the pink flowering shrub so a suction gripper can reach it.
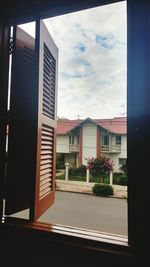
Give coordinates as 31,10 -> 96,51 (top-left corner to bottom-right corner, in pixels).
87,157 -> 114,178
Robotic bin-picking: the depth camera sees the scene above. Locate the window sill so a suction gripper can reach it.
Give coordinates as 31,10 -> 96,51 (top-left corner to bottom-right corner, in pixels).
0,217 -> 133,262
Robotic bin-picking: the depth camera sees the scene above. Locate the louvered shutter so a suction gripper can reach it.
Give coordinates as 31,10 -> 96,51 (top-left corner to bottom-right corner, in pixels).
32,20 -> 58,220
5,26 -> 37,215
5,21 -> 58,221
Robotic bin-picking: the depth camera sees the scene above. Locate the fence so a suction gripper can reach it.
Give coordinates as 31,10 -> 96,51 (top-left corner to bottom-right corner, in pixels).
64,163 -> 113,185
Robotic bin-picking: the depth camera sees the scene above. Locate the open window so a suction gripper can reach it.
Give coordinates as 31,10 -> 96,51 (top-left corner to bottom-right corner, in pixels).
1,0 -> 150,266
5,20 -> 58,221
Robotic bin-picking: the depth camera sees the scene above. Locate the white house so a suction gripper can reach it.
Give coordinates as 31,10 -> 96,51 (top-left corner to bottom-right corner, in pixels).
56,117 -> 127,172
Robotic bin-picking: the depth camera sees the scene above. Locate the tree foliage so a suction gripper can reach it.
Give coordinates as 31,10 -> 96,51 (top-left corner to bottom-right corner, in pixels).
87,157 -> 114,178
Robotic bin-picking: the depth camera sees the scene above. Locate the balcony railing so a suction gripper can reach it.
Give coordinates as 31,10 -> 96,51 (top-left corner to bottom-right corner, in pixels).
69,144 -> 79,152
101,144 -> 121,153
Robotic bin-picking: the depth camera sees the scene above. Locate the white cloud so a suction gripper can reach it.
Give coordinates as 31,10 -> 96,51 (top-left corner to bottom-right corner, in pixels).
43,1 -> 127,119
20,1 -> 127,120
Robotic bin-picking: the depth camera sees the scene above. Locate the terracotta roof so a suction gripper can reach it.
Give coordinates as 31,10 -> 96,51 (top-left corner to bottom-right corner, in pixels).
57,119 -> 83,134
57,117 -> 127,135
95,117 -> 127,134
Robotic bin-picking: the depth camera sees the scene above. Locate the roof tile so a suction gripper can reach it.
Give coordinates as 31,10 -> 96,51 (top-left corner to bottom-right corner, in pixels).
57,117 -> 127,135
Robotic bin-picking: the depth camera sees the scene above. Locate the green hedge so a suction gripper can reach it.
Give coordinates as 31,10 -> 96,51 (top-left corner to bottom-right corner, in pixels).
92,184 -> 114,196
57,169 -> 127,186
69,165 -> 86,177
113,173 -> 127,186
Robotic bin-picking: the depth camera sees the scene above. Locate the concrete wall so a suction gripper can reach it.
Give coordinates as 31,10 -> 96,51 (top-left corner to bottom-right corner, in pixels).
56,135 -> 69,153
82,123 -> 97,165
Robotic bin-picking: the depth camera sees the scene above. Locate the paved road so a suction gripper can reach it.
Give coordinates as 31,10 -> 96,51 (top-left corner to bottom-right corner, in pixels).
11,191 -> 127,236
38,191 -> 127,236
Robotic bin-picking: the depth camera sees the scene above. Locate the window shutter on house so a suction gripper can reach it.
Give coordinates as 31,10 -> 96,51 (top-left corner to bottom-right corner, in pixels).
5,21 -> 58,221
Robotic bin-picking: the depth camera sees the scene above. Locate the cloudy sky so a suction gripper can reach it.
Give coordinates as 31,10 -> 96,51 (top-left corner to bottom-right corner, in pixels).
21,1 -> 127,120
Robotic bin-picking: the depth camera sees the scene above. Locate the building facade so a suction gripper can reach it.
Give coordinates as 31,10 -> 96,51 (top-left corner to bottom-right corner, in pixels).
56,117 -> 127,172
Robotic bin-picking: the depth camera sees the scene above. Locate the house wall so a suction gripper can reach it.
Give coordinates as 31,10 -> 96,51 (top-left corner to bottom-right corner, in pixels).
110,154 -> 120,172
56,128 -> 127,171
120,135 -> 127,158
82,123 -> 97,165
56,135 -> 69,153
110,135 -> 127,172
109,135 -> 127,172
100,133 -> 127,172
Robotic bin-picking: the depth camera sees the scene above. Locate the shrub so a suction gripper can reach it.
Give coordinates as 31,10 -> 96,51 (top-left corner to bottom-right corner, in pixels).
69,165 -> 86,177
92,184 -> 114,197
113,174 -> 127,186
90,174 -> 109,183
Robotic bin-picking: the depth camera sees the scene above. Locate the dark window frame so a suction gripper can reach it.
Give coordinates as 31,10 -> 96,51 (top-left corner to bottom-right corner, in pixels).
69,135 -> 75,145
119,158 -> 126,165
102,135 -> 109,146
0,0 -> 150,264
115,135 -> 121,145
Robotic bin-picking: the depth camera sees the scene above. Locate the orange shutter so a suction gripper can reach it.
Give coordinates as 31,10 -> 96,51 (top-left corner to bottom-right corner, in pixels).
5,21 -> 58,221
31,20 -> 58,221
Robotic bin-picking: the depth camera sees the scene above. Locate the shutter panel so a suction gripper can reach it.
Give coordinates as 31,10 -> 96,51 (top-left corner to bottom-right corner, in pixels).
5,21 -> 58,221
5,26 -> 37,215
32,20 -> 58,220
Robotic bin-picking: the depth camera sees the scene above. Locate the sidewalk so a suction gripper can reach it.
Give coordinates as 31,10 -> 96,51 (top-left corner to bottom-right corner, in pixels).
56,179 -> 127,199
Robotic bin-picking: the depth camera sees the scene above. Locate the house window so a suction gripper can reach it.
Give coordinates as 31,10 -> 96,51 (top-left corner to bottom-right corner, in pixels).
119,158 -> 126,165
102,135 -> 109,146
69,135 -> 74,145
115,135 -> 121,145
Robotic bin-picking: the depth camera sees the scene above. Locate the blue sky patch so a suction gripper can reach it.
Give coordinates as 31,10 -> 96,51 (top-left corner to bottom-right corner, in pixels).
96,34 -> 121,49
74,43 -> 86,52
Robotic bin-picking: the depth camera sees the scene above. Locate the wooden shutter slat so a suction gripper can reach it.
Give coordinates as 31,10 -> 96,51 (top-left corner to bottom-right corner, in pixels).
40,181 -> 51,192
40,168 -> 52,176
42,42 -> 55,120
40,164 -> 52,170
39,188 -> 51,200
41,135 -> 53,141
40,177 -> 51,186
42,129 -> 53,135
40,159 -> 52,165
41,154 -> 52,160
41,140 -> 52,145
40,172 -> 52,181
41,151 -> 52,155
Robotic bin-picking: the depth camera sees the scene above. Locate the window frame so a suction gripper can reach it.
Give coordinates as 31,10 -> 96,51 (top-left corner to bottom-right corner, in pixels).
102,134 -> 109,146
115,135 -> 121,145
0,0 -> 149,264
119,158 -> 126,165
69,135 -> 75,145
